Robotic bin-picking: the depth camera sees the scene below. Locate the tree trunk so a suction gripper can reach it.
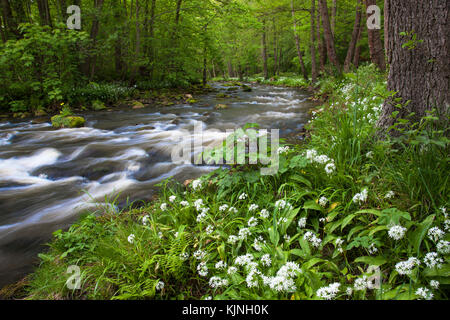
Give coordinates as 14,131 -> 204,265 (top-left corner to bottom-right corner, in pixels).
261,18 -> 268,80
57,0 -> 68,23
84,0 -> 104,79
352,15 -> 363,68
291,0 -> 308,80
316,2 -> 326,71
310,0 -> 317,83
318,0 -> 340,70
331,0 -> 337,37
364,0 -> 386,71
378,0 -> 449,131
1,0 -> 20,38
273,18 -> 278,76
36,0 -> 52,27
0,15 -> 6,42
344,0 -> 363,72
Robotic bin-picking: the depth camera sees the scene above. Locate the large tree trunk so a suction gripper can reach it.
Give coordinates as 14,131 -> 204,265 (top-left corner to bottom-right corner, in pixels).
291,0 -> 308,80
364,0 -> 385,71
344,0 -> 363,72
352,16 -> 363,68
378,0 -> 449,131
310,0 -> 317,83
84,0 -> 104,80
318,0 -> 340,71
1,0 -> 20,38
316,2 -> 326,71
331,0 -> 337,37
261,18 -> 268,80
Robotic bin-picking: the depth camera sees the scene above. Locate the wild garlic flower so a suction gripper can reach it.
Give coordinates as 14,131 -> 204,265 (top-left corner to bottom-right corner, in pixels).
354,276 -> 370,291
430,280 -> 439,289
249,204 -> 259,212
142,215 -> 150,225
415,287 -> 433,300
206,225 -> 214,235
436,240 -> 450,254
238,193 -> 248,200
395,257 -> 420,275
319,196 -> 329,207
427,227 -> 445,242
260,209 -> 270,219
277,146 -> 290,154
439,207 -> 447,218
229,206 -> 238,214
274,199 -> 293,211
194,199 -> 204,211
169,195 -> 176,203
180,200 -> 189,207
227,266 -> 238,275
127,234 -> 136,244
352,188 -> 368,204
423,252 -> 443,269
227,235 -> 239,244
325,162 -> 336,175
265,275 -> 296,292
197,262 -> 208,277
193,249 -> 207,260
219,204 -> 229,212
284,234 -> 291,242
155,281 -> 165,291
385,191 -> 395,199
261,254 -> 271,267
306,149 -> 318,161
304,231 -> 322,248
248,217 -> 258,227
238,228 -> 251,240
316,283 -> 341,300
209,276 -> 228,289
346,287 -> 353,296
179,252 -> 189,261
158,232 -> 163,239
444,219 -> 450,232
388,225 -> 407,240
298,217 -> 307,228
160,203 -> 168,211
235,254 -> 254,267
366,151 -> 374,159
246,269 -> 261,288
192,179 -> 203,191
215,261 -> 227,270
368,243 -> 378,255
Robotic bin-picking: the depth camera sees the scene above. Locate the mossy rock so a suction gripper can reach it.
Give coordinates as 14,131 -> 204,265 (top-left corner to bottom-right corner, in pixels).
187,98 -> 198,104
92,100 -> 107,111
215,104 -> 229,110
51,115 -> 86,128
34,109 -> 47,117
132,101 -> 145,109
216,93 -> 231,99
241,85 -> 252,92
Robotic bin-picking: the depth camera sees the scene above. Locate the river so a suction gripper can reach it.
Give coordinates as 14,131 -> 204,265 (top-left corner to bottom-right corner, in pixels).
0,83 -> 314,287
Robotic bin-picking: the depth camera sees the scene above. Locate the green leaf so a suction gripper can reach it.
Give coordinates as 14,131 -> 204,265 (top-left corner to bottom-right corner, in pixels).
354,256 -> 388,267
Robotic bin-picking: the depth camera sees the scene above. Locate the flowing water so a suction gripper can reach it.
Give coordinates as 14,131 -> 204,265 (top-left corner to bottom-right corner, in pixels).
0,83 -> 314,287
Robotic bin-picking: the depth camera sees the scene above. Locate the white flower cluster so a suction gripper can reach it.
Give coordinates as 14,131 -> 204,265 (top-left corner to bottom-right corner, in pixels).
238,193 -> 248,200
444,219 -> 450,232
298,217 -> 307,228
316,283 -> 341,300
385,191 -> 395,199
415,287 -> 433,300
238,227 -> 251,240
155,281 -> 165,291
169,195 -> 176,203
253,236 -> 265,251
354,276 -> 370,291
304,231 -> 322,248
127,234 -> 135,244
423,252 -> 443,269
179,252 -> 189,261
430,280 -> 439,289
277,146 -> 290,154
335,238 -> 344,253
180,200 -> 189,207
219,204 -> 229,212
368,243 -> 378,255
142,215 -> 150,225
197,262 -> 208,277
261,254 -> 271,267
352,188 -> 368,204
227,235 -> 239,244
319,196 -> 328,207
388,225 -> 407,240
215,261 -> 227,270
262,262 -> 301,292
249,204 -> 259,212
160,203 -> 168,211
437,240 -> 450,254
206,225 -> 214,235
209,276 -> 229,289
395,257 -> 420,275
192,179 -> 203,191
193,249 -> 207,260
305,149 -> 336,175
427,227 -> 445,242
227,266 -> 238,275
274,200 -> 293,211
260,209 -> 270,219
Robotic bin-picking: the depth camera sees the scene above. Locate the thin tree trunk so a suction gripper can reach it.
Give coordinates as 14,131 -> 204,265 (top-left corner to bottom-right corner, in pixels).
310,0 -> 317,83
316,2 -> 325,71
291,0 -> 308,80
1,0 -> 20,38
261,18 -> 268,80
319,0 -> 340,70
364,0 -> 386,71
344,0 -> 362,72
85,0 -> 105,80
353,20 -> 363,68
273,18 -> 278,76
378,0 -> 449,131
0,15 -> 6,42
36,0 -> 52,27
331,0 -> 337,37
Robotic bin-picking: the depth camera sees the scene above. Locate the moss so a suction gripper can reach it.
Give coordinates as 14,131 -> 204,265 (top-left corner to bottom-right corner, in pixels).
132,101 -> 145,109
241,85 -> 252,92
51,115 -> 86,128
92,100 -> 107,111
216,93 -> 231,98
187,98 -> 198,104
215,104 -> 229,110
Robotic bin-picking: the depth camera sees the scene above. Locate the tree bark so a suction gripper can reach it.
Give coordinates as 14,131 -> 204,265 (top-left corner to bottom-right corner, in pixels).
1,0 -> 20,38
344,0 -> 363,72
36,0 -> 52,27
273,18 -> 278,76
291,0 -> 308,80
261,18 -> 269,80
364,0 -> 386,71
84,0 -> 104,79
316,2 -> 326,71
378,0 -> 449,131
331,0 -> 337,37
352,15 -> 363,68
318,0 -> 340,71
0,15 -> 6,42
310,0 -> 317,83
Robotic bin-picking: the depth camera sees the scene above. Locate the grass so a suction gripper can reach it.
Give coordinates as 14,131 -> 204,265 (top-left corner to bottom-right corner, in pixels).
10,64 -> 449,300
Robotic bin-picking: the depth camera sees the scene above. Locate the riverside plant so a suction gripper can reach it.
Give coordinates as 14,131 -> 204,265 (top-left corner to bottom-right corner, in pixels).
22,66 -> 449,300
